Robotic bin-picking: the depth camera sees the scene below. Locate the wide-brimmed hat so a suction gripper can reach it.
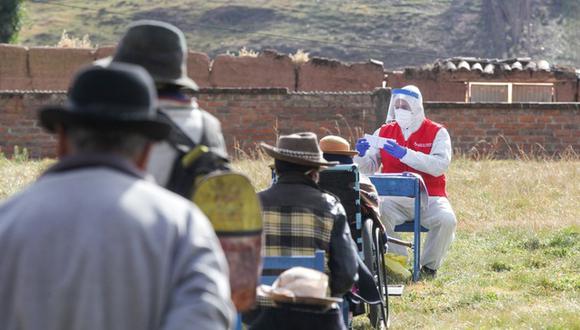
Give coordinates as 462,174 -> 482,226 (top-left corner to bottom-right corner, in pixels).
319,135 -> 358,156
257,267 -> 342,308
39,63 -> 170,141
260,132 -> 338,167
95,20 -> 198,91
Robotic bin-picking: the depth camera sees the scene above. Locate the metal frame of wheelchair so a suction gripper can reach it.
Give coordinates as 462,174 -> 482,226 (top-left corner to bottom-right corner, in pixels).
319,164 -> 393,329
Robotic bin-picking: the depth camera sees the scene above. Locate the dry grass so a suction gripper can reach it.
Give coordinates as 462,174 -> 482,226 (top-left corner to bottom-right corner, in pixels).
449,156 -> 579,232
0,153 -> 52,200
234,149 -> 580,232
55,29 -> 94,48
227,46 -> 260,57
1,152 -> 578,329
290,49 -> 310,64
233,152 -> 579,329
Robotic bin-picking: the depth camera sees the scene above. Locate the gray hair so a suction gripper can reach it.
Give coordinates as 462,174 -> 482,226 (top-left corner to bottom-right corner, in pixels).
66,126 -> 150,158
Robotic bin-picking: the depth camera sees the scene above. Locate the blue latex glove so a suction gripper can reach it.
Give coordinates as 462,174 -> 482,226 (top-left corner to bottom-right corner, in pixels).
355,138 -> 370,157
383,139 -> 407,159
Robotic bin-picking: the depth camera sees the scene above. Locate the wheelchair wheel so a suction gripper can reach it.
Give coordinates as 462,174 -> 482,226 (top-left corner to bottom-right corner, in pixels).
374,227 -> 390,329
362,218 -> 384,329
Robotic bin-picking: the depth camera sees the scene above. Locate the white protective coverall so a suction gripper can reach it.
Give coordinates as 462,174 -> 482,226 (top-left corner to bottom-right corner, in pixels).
354,85 -> 457,270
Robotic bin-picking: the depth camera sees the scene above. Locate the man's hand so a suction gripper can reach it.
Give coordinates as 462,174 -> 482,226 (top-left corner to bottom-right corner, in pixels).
383,140 -> 407,159
355,138 -> 370,157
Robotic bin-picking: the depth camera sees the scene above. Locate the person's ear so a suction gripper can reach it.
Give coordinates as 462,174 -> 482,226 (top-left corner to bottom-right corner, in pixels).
134,142 -> 153,170
56,125 -> 70,158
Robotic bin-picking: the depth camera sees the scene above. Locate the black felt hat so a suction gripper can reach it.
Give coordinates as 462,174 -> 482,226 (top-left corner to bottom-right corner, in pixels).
39,63 -> 170,140
96,20 -> 198,91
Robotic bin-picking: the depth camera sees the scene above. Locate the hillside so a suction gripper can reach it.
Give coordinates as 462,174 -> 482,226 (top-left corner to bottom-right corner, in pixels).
18,0 -> 580,69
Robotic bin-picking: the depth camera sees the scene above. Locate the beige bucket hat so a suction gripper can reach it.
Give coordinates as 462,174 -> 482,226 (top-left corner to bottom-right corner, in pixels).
257,267 -> 342,308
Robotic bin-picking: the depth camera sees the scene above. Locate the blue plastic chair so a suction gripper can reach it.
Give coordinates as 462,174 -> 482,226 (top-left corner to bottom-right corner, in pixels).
261,250 -> 326,285
368,174 -> 428,282
236,253 -> 326,329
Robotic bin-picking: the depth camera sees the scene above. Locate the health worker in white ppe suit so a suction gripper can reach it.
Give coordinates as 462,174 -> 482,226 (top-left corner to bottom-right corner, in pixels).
354,85 -> 457,278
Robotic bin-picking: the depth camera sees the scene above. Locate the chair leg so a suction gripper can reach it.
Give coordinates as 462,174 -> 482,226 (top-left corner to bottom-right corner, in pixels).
413,233 -> 420,282
413,182 -> 421,282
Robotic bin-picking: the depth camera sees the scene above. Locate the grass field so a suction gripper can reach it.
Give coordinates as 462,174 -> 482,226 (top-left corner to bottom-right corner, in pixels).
1,153 -> 578,329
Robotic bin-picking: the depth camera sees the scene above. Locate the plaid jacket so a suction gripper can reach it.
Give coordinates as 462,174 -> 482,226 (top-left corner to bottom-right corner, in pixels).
259,172 -> 358,297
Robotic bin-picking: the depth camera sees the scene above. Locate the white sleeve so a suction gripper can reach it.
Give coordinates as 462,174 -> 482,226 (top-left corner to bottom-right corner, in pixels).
400,128 -> 452,177
354,128 -> 382,175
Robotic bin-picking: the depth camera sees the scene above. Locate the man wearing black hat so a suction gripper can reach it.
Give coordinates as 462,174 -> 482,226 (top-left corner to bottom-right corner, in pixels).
245,132 -> 358,330
0,64 -> 234,330
97,20 -> 228,188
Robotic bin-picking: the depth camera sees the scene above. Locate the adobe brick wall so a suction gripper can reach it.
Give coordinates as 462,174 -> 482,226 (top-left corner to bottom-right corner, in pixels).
298,58 -> 384,92
388,71 -> 467,102
389,69 -> 580,102
209,51 -> 295,89
0,45 -> 31,90
3,45 -> 579,100
187,52 -> 211,88
0,45 -> 387,92
28,47 -> 94,90
1,89 -> 578,159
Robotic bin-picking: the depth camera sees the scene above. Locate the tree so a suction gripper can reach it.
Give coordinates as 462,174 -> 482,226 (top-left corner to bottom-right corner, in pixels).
0,0 -> 24,43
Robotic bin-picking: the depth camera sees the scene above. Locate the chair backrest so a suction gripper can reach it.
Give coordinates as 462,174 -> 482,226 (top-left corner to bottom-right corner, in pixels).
261,250 -> 326,285
369,174 -> 429,233
368,174 -> 419,197
318,164 -> 362,238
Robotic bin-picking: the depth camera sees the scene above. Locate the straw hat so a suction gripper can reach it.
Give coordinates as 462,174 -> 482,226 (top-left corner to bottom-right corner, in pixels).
258,267 -> 342,308
319,135 -> 358,156
260,132 -> 338,167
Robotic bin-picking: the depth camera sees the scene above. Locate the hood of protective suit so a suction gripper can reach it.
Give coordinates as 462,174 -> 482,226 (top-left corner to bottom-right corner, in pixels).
386,85 -> 425,136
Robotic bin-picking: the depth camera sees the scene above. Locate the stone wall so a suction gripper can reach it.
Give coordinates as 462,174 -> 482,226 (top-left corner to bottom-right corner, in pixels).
1,89 -> 578,159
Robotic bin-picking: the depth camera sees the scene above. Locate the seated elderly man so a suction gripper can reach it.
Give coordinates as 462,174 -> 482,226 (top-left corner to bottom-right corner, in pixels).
246,132 -> 358,330
320,135 -> 412,281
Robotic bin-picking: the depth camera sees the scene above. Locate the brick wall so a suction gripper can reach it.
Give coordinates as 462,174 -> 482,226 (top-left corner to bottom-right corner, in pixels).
0,92 -> 62,158
0,44 -> 384,92
388,69 -> 580,102
426,102 -> 579,156
1,89 -> 578,159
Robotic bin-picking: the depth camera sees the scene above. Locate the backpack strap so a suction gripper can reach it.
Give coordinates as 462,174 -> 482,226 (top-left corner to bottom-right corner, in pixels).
157,109 -> 196,152
199,110 -> 211,148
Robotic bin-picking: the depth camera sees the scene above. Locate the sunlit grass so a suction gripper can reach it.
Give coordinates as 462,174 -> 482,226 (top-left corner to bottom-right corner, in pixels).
0,153 -> 53,200
1,152 -> 579,329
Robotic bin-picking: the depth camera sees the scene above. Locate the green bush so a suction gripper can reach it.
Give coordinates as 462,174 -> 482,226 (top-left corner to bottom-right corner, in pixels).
0,0 -> 24,43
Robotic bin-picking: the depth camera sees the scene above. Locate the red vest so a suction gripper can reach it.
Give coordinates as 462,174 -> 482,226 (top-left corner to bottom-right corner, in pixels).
379,119 -> 447,197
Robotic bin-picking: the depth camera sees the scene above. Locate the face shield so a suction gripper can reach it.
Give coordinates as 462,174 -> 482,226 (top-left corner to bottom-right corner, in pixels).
386,85 -> 425,131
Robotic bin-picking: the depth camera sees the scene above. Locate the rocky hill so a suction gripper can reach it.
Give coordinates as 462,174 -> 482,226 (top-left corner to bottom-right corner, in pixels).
19,0 -> 580,69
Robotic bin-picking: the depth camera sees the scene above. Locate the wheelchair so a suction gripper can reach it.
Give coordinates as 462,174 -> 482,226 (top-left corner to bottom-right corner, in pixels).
318,164 -> 409,329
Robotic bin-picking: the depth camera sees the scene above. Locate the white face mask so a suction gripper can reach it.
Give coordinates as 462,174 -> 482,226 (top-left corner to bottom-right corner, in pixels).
394,108 -> 413,129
